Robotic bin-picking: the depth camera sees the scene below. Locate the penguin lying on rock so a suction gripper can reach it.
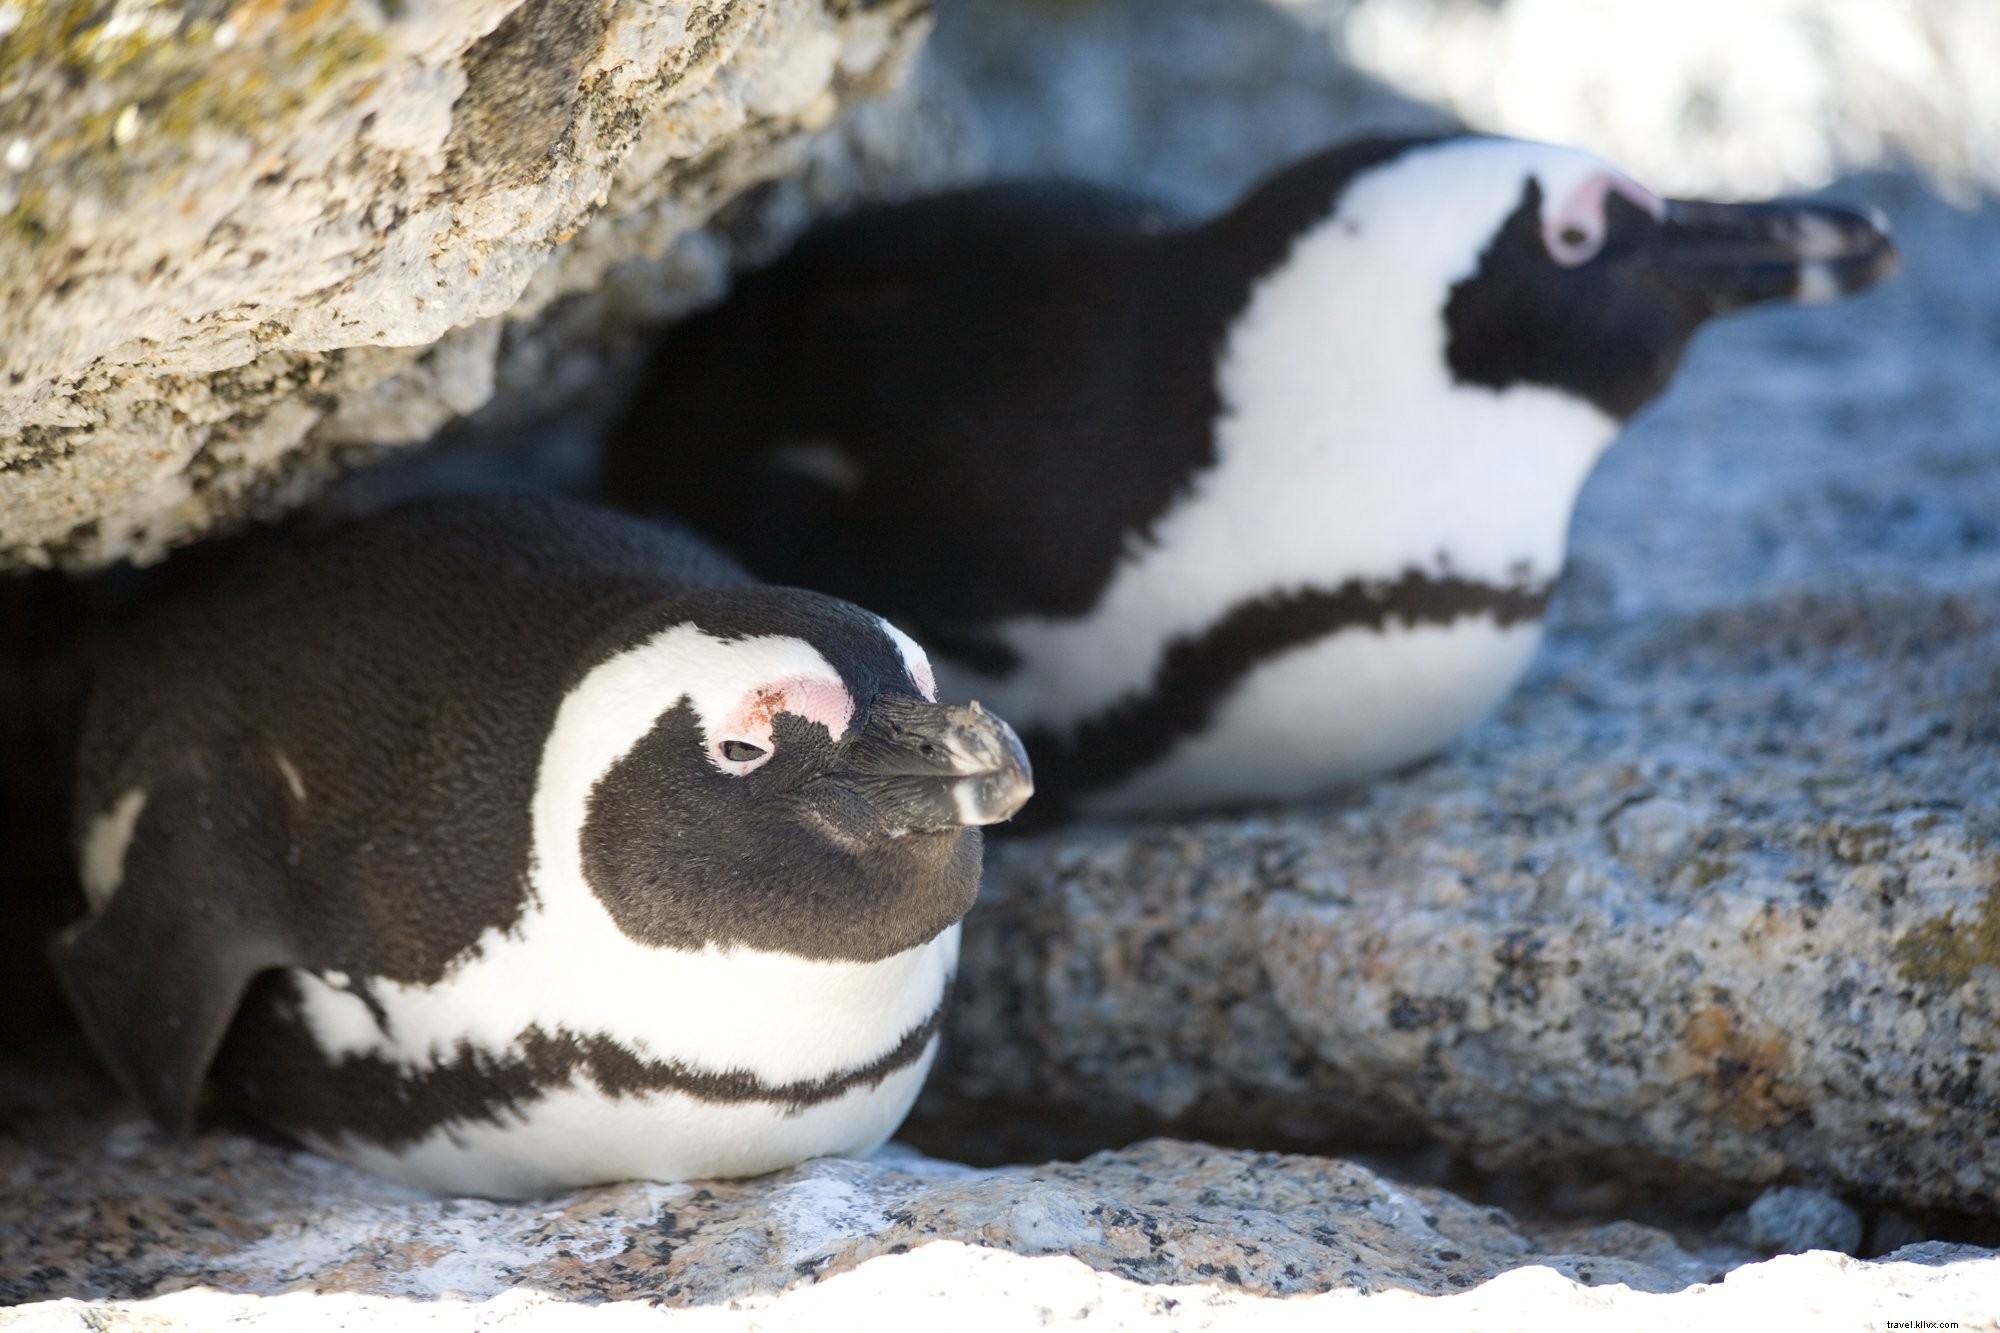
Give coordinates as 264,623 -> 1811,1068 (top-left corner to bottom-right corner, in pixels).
603,133 -> 1897,819
54,495 -> 1032,1198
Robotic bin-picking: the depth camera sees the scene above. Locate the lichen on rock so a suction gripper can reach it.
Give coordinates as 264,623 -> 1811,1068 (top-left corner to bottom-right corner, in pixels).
0,0 -> 937,569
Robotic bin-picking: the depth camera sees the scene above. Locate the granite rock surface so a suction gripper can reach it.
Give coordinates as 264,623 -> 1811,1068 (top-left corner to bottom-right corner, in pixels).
0,0 -> 935,570
5,1116 -> 1998,1330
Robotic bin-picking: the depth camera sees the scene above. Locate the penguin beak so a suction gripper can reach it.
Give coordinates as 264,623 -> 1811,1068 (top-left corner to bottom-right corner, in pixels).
1650,196 -> 1897,314
834,695 -> 1035,834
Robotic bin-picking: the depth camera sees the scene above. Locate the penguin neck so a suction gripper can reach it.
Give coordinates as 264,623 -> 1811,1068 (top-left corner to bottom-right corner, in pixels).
1190,208 -> 1623,593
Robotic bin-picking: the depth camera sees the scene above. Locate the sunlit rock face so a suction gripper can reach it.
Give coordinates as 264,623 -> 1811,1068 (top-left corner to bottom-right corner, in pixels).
932,0 -> 1999,205
1316,0 -> 2000,200
0,0 -> 940,570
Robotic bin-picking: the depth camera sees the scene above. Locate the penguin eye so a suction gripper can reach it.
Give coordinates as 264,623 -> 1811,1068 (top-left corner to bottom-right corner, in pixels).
1546,219 -> 1604,267
720,740 -> 768,763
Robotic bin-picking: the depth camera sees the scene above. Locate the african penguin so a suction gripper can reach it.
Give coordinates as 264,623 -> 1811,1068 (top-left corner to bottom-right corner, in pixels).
602,133 -> 1896,819
53,495 -> 1032,1198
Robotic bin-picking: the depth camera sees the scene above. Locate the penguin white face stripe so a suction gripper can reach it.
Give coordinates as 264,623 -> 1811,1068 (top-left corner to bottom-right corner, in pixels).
1542,168 -> 1665,267
876,616 -> 939,701
952,139 -> 1621,742
540,622 -> 855,789
289,622 -> 958,1090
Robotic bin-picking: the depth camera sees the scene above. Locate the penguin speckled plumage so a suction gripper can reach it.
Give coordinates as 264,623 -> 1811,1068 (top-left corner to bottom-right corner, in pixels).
54,495 -> 1032,1198
602,133 -> 1897,819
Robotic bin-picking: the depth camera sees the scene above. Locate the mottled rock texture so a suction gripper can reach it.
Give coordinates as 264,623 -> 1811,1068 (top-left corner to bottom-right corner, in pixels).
6,1116 -> 1998,1330
928,176 -> 2000,1213
0,0 -> 935,570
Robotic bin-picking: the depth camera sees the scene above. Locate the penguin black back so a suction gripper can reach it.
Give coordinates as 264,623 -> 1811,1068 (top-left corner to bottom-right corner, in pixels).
73,497 -> 748,983
605,138 -> 1436,651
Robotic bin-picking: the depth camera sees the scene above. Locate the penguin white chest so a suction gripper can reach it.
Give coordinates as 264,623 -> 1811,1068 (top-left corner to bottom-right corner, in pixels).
939,382 -> 1602,808
1077,618 -> 1543,817
287,915 -> 961,1198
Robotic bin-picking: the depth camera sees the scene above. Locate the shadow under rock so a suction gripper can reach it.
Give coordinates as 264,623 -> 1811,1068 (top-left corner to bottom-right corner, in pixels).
0,572 -> 90,1066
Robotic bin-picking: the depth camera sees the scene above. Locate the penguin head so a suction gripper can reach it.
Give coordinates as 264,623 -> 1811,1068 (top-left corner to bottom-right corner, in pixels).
1430,136 -> 1896,419
558,588 -> 1033,962
1216,134 -> 1895,425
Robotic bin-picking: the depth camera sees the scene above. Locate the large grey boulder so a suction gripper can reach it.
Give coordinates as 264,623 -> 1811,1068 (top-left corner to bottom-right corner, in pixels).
931,178 -> 2000,1212
952,586 -> 2000,1209
0,0 -> 937,570
5,1111 -> 1998,1329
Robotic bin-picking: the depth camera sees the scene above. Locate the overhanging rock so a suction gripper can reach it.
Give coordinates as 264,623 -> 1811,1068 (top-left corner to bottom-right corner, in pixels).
0,0 -> 935,569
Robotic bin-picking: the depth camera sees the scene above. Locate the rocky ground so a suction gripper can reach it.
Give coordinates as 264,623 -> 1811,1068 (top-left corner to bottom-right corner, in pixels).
5,1121 -> 1999,1329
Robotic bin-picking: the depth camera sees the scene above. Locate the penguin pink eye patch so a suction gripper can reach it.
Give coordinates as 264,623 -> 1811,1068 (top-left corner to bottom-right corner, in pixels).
1543,169 -> 1667,266
711,676 -> 856,772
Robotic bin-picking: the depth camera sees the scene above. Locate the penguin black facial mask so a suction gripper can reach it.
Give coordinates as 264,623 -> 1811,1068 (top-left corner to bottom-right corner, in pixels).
580,681 -> 1031,963
1446,168 -> 1896,420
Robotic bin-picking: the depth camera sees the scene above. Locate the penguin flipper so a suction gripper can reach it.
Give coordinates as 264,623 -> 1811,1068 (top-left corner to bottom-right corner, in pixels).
52,766 -> 300,1134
